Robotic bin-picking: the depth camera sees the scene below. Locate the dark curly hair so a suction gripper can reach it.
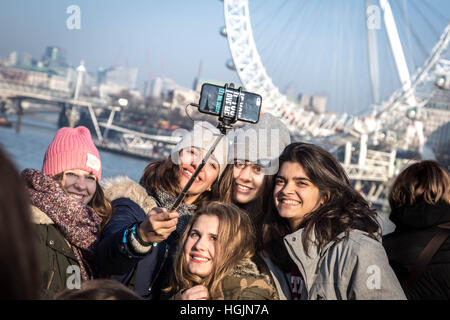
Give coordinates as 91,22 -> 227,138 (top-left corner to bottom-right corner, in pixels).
262,142 -> 380,271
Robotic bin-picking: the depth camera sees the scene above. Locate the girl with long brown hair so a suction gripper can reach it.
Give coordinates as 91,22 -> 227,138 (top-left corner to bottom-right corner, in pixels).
219,112 -> 291,250
166,201 -> 278,300
262,142 -> 406,299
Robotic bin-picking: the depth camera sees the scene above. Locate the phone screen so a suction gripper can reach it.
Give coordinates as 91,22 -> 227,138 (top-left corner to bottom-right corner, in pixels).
198,83 -> 261,124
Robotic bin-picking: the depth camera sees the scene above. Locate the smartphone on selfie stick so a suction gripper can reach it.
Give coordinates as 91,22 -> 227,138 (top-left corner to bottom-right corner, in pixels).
169,83 -> 262,212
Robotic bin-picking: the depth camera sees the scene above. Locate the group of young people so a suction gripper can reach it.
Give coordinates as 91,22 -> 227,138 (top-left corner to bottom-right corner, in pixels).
1,111 -> 449,300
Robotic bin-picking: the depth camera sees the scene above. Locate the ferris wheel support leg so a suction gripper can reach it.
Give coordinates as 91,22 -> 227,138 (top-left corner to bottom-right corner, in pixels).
379,0 -> 415,103
366,0 -> 381,106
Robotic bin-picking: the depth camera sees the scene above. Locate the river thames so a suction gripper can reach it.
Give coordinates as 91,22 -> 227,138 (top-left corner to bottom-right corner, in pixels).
0,113 -> 149,182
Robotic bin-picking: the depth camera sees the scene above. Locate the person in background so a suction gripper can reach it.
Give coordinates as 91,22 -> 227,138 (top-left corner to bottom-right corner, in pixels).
95,121 -> 229,300
383,160 -> 450,299
165,201 -> 278,300
262,142 -> 406,299
0,147 -> 40,299
54,279 -> 143,300
21,126 -> 110,299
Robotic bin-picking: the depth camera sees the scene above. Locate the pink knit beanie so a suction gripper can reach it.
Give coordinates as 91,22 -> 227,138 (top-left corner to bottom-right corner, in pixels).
42,126 -> 102,181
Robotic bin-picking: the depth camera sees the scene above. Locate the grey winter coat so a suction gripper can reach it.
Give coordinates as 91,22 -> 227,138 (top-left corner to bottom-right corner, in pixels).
264,228 -> 407,300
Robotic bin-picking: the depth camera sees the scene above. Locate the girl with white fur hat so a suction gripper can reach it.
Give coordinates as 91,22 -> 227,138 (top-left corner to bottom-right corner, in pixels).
95,121 -> 229,300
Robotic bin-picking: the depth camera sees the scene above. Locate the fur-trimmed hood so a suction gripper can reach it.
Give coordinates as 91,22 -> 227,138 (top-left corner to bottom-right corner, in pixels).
228,258 -> 267,280
101,175 -> 157,214
227,257 -> 276,291
219,257 -> 279,300
31,205 -> 54,225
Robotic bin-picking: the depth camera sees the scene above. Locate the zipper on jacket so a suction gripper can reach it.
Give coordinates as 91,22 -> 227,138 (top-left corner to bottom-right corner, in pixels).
148,243 -> 169,292
46,256 -> 57,290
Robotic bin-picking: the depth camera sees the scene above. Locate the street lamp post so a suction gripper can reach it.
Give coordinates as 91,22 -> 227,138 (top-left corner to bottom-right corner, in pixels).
69,60 -> 86,127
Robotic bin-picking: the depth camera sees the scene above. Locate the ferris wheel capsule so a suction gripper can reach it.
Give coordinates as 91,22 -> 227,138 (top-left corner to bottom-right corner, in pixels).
406,107 -> 427,121
436,75 -> 449,89
219,26 -> 227,37
226,59 -> 236,70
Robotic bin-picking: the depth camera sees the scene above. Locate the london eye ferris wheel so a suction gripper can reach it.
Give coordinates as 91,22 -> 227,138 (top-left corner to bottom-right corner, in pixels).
221,0 -> 450,149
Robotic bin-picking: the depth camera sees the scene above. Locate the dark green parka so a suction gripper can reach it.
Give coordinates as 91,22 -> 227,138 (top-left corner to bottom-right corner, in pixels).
32,206 -> 80,299
171,258 -> 279,300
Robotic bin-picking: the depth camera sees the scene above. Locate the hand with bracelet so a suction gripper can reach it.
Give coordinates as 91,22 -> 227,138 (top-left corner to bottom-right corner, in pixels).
137,207 -> 179,246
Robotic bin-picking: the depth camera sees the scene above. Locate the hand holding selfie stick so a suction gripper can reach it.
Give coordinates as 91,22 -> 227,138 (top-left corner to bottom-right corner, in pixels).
169,83 -> 241,212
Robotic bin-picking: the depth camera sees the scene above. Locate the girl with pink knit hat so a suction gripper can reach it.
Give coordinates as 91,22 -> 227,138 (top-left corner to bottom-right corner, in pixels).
20,126 -> 112,299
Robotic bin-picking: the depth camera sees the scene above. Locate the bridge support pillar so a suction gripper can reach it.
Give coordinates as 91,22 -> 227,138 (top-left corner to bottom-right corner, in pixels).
15,98 -> 23,133
57,103 -> 69,128
0,100 -> 6,114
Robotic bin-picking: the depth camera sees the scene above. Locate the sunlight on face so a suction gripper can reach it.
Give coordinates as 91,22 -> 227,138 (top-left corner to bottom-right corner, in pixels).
184,214 -> 219,278
178,147 -> 219,204
274,161 -> 322,230
233,160 -> 265,204
61,169 -> 97,205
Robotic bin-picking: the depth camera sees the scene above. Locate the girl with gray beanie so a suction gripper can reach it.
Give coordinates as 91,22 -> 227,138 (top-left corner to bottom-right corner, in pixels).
213,113 -> 291,300
95,121 -> 229,300
220,113 -> 291,250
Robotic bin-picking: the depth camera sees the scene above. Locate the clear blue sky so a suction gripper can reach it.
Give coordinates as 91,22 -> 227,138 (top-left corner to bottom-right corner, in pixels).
0,0 -> 448,115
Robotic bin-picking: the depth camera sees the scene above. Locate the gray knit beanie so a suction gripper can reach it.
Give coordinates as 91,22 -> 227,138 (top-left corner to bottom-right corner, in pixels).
230,113 -> 291,175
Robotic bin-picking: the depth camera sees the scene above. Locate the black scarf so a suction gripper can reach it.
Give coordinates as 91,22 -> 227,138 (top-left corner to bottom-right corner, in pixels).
389,200 -> 450,231
139,178 -> 196,235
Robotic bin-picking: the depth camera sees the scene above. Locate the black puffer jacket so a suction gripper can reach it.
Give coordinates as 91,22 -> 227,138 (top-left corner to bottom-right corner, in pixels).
383,201 -> 450,300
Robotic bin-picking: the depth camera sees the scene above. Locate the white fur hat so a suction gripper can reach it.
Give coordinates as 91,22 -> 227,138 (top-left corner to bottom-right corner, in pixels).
171,121 -> 229,178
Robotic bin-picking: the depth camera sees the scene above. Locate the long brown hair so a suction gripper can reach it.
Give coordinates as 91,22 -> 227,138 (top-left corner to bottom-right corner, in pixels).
389,160 -> 450,208
140,155 -> 222,206
53,173 -> 112,231
262,142 -> 380,271
215,164 -> 234,203
165,201 -> 255,299
0,148 -> 40,299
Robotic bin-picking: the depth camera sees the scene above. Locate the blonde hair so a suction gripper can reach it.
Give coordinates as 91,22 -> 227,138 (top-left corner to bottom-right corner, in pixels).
165,201 -> 255,299
389,160 -> 450,208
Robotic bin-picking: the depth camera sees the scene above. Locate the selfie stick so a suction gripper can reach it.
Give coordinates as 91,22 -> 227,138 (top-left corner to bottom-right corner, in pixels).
169,83 -> 241,212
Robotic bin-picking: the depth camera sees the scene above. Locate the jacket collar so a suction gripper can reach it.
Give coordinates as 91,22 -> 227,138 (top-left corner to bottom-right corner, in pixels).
31,206 -> 77,260
283,227 -> 345,293
31,205 -> 54,225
